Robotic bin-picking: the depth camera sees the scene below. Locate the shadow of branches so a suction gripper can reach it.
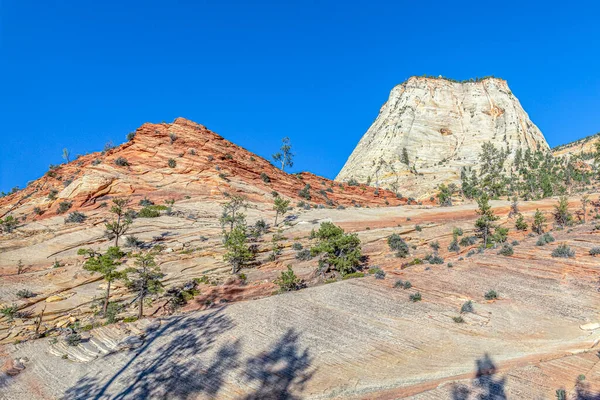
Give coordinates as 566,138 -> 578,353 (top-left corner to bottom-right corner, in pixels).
63,308 -> 237,399
451,353 -> 506,400
242,328 -> 313,400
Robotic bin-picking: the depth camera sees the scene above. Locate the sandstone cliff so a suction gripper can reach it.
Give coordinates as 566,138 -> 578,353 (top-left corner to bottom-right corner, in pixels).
336,77 -> 549,199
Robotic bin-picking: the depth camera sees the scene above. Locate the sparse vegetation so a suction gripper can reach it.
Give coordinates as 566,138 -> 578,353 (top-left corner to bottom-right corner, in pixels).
168,158 -> 177,168
16,289 -> 36,299
65,211 -> 86,224
114,157 -> 129,167
274,265 -> 302,292
551,243 -> 575,258
57,201 -> 72,214
497,244 -> 514,256
311,222 -> 362,276
388,233 -> 409,257
0,216 -> 18,233
484,290 -> 498,300
409,292 -> 422,302
536,233 -> 555,246
260,172 -> 271,183
460,300 -> 473,314
272,137 -> 294,171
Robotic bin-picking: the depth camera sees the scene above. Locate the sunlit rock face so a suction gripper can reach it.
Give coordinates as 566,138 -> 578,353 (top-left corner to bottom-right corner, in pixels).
336,77 -> 549,199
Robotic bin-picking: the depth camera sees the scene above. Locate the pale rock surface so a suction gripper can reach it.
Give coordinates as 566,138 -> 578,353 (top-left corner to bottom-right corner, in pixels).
337,77 -> 549,198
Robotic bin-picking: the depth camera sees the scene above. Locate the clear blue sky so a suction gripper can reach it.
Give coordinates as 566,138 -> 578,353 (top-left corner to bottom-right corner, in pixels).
1,1 -> 599,192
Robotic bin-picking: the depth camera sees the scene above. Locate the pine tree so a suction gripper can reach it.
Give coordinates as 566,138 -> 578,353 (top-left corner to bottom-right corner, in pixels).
272,137 -> 294,171
105,198 -> 132,247
223,225 -> 253,274
474,193 -> 499,247
532,209 -> 546,234
552,196 -> 572,228
125,252 -> 165,319
273,196 -> 290,226
80,247 -> 127,315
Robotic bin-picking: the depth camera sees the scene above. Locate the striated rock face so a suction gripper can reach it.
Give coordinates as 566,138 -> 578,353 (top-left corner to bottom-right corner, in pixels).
0,118 -> 409,221
336,77 -> 549,198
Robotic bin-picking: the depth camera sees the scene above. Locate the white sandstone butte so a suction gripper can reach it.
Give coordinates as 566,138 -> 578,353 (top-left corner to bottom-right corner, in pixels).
336,76 -> 549,199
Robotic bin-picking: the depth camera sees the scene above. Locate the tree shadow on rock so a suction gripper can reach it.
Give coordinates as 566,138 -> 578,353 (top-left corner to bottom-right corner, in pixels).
64,308 -> 239,400
451,353 -> 506,400
242,329 -> 314,400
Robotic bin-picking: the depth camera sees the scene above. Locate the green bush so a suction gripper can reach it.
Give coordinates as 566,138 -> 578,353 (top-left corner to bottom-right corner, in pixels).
452,227 -> 464,236
484,290 -> 498,300
536,233 -> 555,246
415,225 -> 422,232
394,280 -> 411,289
347,178 -> 359,186
460,300 -> 473,313
452,316 -> 464,323
589,247 -> 600,256
168,158 -> 177,168
57,201 -> 72,214
260,172 -> 271,183
460,236 -> 477,246
66,333 -> 82,346
292,242 -> 303,251
409,292 -> 422,302
295,249 -> 312,261
16,289 -> 36,299
114,157 -> 129,167
310,222 -> 362,275
497,244 -> 513,256
274,265 -> 301,292
388,233 -> 409,257
430,241 -> 440,251
551,243 -> 575,258
65,211 -> 86,224
298,184 -> 311,200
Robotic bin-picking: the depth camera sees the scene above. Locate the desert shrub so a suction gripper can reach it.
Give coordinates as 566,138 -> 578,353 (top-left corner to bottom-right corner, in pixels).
427,254 -> 444,264
138,207 -> 160,218
368,267 -> 385,279
555,389 -> 566,400
0,216 -> 18,233
466,250 -> 475,257
484,290 -> 498,300
114,157 -> 129,167
292,242 -> 303,251
126,132 -> 136,141
57,201 -> 72,214
169,133 -> 177,143
447,262 -> 453,268
589,247 -> 600,256
0,304 -> 18,321
260,172 -> 271,183
452,316 -> 464,323
430,241 -> 440,251
551,243 -> 575,258
452,227 -> 464,236
394,280 -> 412,289
461,300 -> 473,313
448,239 -> 460,253
125,235 -> 143,248
298,184 -> 311,200
33,207 -> 44,216
139,197 -> 154,207
16,289 -> 35,299
388,233 -> 409,257
48,189 -> 59,200
347,178 -> 359,186
460,236 -> 477,246
497,244 -> 513,256
91,159 -> 101,166
511,240 -> 519,246
168,158 -> 177,168
409,292 -> 422,302
65,211 -> 86,224
295,249 -> 312,261
274,265 -> 301,292
66,333 -> 82,346
536,233 -> 555,246
415,225 -> 422,232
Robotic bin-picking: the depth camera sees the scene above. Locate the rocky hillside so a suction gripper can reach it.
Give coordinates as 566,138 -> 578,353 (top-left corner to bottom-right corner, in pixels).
0,118 -> 407,221
336,77 -> 549,199
553,132 -> 600,159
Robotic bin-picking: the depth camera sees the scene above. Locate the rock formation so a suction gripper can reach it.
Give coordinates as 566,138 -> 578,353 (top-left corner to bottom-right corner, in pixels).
336,77 -> 549,199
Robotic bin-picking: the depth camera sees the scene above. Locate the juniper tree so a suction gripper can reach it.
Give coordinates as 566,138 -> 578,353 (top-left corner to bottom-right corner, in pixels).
437,184 -> 453,206
311,222 -> 362,276
105,198 -> 132,247
401,147 -> 409,165
580,194 -> 589,223
79,246 -> 127,315
272,137 -> 294,171
124,252 -> 165,319
273,196 -> 290,226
